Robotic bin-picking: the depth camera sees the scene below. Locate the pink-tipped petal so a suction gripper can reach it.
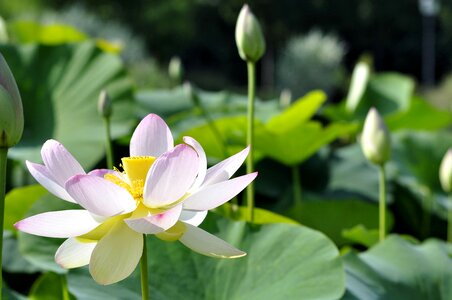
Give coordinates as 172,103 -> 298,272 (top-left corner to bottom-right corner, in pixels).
40,140 -> 85,186
15,210 -> 101,238
65,175 -> 136,217
130,114 -> 174,157
183,136 -> 207,191
203,146 -> 250,186
55,238 -> 97,269
179,223 -> 246,258
180,210 -> 208,227
125,204 -> 182,234
183,172 -> 257,211
143,144 -> 199,208
26,161 -> 75,203
89,222 -> 143,285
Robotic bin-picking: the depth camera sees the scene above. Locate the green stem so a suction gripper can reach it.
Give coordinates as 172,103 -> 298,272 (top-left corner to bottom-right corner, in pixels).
378,164 -> 387,241
61,275 -> 70,300
140,234 -> 149,300
246,61 -> 256,223
0,148 -> 8,300
292,166 -> 302,207
448,195 -> 452,243
103,117 -> 114,169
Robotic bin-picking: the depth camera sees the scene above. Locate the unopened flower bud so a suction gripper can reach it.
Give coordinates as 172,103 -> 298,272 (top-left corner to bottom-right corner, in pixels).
184,82 -> 200,107
361,108 -> 391,165
168,56 -> 183,85
235,4 -> 266,63
98,90 -> 112,118
440,149 -> 452,193
0,53 -> 23,148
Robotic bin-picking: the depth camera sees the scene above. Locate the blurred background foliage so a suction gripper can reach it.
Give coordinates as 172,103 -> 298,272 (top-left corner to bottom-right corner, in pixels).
0,0 -> 452,299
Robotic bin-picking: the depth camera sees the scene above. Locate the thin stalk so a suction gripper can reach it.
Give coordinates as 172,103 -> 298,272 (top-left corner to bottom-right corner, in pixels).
378,164 -> 387,241
0,147 -> 8,299
140,234 -> 149,300
292,166 -> 302,207
61,275 -> 70,300
421,192 -> 432,239
246,61 -> 256,222
448,195 -> 452,243
103,117 -> 114,169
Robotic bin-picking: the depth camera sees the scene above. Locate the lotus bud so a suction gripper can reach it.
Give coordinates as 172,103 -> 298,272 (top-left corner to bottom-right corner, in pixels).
168,56 -> 183,85
440,149 -> 452,193
184,81 -> 200,107
235,4 -> 266,63
0,53 -> 23,148
361,108 -> 391,165
97,90 -> 112,118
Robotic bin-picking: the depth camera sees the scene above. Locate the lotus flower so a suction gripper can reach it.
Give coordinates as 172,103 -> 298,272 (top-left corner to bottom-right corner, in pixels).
15,114 -> 256,285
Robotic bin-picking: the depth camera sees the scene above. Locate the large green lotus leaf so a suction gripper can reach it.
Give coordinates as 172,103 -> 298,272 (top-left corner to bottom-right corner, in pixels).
391,130 -> 452,193
342,236 -> 452,300
341,225 -> 379,248
328,143 -> 396,202
9,21 -> 87,44
286,199 -> 393,246
3,231 -> 40,274
4,185 -> 47,233
28,272 -> 74,300
136,86 -> 279,123
213,203 -> 299,225
255,121 -> 356,166
17,193 -> 78,274
386,96 -> 452,131
354,72 -> 415,118
0,42 -> 135,169
67,216 -> 345,300
266,90 -> 326,133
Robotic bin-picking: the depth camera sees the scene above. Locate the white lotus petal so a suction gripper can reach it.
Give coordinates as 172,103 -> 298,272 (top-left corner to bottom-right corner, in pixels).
203,146 -> 250,186
180,210 -> 208,227
89,222 -> 143,285
14,210 -> 101,238
183,172 -> 257,211
55,238 -> 97,269
125,204 -> 182,234
65,175 -> 136,217
130,114 -> 174,157
179,223 -> 246,258
183,136 -> 207,191
40,139 -> 85,186
143,144 -> 199,208
26,161 -> 75,203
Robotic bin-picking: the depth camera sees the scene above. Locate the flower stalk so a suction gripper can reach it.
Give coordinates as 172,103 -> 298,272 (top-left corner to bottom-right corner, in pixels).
140,234 -> 149,300
0,147 -> 7,299
246,61 -> 256,222
98,90 -> 114,169
292,166 -> 302,206
448,195 -> 452,243
378,165 -> 387,241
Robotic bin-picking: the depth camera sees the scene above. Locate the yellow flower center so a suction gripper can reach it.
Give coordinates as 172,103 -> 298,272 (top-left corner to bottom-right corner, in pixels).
104,156 -> 156,203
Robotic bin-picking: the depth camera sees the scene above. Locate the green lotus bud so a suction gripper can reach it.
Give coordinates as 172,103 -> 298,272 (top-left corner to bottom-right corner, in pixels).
168,56 -> 183,85
440,149 -> 452,193
183,81 -> 200,107
361,108 -> 391,165
0,53 -> 23,148
235,4 -> 266,63
97,90 -> 112,118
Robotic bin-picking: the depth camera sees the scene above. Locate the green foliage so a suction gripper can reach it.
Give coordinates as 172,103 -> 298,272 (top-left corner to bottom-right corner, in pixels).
286,199 -> 393,246
343,236 -> 452,299
66,215 -> 345,300
342,225 -> 379,248
214,203 -> 299,225
4,185 -> 46,232
29,272 -> 73,300
0,42 -> 135,169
